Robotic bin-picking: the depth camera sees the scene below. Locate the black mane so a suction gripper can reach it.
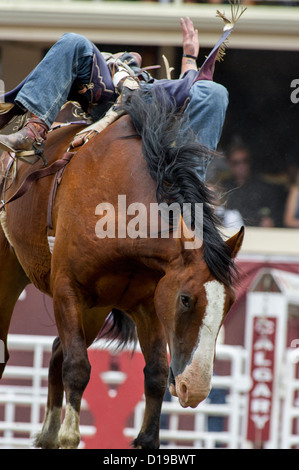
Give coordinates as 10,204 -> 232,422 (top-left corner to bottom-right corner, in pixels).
121,88 -> 237,286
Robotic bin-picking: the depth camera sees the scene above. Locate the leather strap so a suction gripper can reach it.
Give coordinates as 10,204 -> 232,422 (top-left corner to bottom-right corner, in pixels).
47,152 -> 75,234
0,151 -> 75,212
0,157 -> 15,205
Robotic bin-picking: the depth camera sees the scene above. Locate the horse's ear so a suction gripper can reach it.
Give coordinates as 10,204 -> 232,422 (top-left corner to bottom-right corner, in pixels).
226,226 -> 245,259
175,214 -> 203,251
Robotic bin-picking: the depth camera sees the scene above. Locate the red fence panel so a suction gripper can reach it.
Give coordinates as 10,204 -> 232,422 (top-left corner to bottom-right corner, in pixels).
83,348 -> 145,449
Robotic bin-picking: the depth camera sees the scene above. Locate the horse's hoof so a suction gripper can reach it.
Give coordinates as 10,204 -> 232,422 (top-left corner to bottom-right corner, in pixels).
33,431 -> 60,449
58,429 -> 80,449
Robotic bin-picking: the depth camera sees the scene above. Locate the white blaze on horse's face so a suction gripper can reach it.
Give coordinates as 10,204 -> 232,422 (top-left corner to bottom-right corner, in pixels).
174,280 -> 226,408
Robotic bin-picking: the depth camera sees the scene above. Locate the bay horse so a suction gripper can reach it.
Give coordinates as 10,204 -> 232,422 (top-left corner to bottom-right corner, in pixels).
0,90 -> 243,449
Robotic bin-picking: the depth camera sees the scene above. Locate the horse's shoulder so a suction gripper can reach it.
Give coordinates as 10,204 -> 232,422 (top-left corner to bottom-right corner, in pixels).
106,114 -> 137,140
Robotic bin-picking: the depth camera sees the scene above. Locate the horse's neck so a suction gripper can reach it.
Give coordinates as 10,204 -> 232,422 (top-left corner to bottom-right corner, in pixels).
131,237 -> 187,276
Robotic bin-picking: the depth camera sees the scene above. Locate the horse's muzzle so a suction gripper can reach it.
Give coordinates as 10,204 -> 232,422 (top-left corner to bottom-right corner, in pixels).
168,365 -> 211,408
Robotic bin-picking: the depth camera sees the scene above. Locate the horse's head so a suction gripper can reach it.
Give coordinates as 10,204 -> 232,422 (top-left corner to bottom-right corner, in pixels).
154,227 -> 244,408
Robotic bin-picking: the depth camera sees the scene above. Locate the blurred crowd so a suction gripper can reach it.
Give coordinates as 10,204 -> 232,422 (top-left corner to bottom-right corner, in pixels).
207,137 -> 299,229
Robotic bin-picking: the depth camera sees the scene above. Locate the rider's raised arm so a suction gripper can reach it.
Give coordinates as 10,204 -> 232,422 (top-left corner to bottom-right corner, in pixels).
180,17 -> 199,76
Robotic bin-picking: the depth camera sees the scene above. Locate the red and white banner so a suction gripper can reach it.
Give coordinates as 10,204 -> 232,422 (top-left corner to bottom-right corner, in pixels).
246,316 -> 277,442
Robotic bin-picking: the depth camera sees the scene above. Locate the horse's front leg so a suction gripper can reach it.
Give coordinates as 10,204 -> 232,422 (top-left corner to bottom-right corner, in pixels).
34,336 -> 63,449
132,304 -> 169,449
52,279 -> 91,449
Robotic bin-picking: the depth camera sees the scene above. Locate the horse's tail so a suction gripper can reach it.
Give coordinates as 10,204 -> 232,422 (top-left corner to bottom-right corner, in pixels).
98,309 -> 138,351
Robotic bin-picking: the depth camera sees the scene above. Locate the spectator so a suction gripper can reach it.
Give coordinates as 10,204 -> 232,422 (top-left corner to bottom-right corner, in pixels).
221,139 -> 286,227
284,173 -> 299,228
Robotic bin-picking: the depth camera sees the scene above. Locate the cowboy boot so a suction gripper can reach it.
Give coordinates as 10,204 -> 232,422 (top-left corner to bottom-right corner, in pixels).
0,116 -> 48,156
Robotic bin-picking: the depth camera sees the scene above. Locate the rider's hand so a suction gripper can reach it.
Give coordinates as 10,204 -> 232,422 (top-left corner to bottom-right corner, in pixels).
180,17 -> 199,59
180,17 -> 199,75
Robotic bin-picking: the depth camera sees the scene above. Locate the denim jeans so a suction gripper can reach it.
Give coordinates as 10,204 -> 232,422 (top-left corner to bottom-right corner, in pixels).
140,80 -> 228,181
16,33 -> 94,128
185,80 -> 229,181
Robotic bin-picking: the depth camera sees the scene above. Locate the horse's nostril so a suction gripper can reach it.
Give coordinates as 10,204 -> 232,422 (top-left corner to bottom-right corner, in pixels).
178,381 -> 189,407
180,382 -> 188,397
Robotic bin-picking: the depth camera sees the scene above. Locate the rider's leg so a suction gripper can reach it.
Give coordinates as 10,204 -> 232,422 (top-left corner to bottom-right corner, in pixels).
16,33 -> 94,128
0,33 -> 94,154
186,80 -> 228,181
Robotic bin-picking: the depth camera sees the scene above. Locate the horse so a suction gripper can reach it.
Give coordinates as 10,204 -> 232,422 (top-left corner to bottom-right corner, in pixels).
0,90 -> 244,449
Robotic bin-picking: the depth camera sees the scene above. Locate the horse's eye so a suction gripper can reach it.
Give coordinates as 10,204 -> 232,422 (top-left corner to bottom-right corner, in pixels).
180,295 -> 191,309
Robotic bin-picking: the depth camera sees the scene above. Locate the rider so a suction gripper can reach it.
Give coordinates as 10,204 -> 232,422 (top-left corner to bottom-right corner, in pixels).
0,17 -> 230,182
